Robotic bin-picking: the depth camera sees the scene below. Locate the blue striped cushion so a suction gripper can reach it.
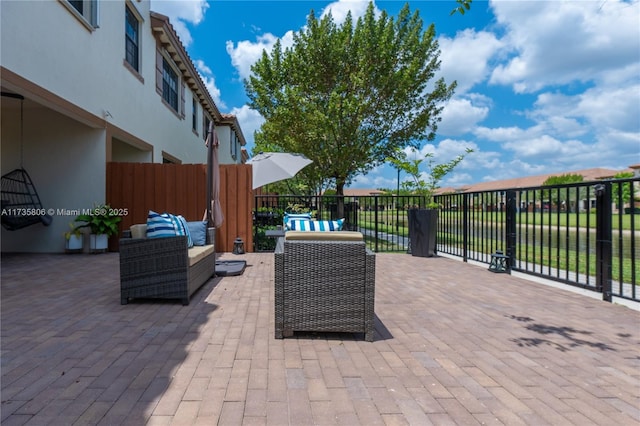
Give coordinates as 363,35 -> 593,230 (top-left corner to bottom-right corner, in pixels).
176,215 -> 193,247
283,212 -> 312,228
146,210 -> 177,238
288,218 -> 344,232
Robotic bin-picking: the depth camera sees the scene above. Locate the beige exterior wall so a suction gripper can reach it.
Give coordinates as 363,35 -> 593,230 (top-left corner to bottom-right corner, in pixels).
0,0 -> 224,252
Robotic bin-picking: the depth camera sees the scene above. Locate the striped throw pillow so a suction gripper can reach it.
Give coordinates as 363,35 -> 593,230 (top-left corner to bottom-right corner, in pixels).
146,210 -> 178,238
283,212 -> 312,228
288,218 -> 344,232
176,215 -> 193,247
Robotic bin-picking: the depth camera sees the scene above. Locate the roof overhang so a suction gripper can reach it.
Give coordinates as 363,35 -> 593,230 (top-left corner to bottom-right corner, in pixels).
150,11 -> 222,123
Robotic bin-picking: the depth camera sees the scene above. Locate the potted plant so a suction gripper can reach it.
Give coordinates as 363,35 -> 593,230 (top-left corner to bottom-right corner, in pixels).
390,147 -> 473,257
64,222 -> 84,253
74,203 -> 122,253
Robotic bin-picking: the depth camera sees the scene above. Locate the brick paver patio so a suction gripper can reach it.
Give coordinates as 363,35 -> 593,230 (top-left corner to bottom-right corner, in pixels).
1,252 -> 638,425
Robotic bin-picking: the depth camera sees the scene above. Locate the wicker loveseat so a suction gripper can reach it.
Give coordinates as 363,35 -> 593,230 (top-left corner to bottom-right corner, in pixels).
274,231 -> 376,341
119,223 -> 215,305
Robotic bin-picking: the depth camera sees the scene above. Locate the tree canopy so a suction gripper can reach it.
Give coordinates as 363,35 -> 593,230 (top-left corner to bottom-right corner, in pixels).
245,2 -> 456,197
542,173 -> 584,186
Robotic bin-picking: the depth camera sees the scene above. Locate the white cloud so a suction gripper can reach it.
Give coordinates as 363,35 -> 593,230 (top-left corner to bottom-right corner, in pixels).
225,31 -> 295,81
574,85 -> 640,132
438,29 -> 503,94
320,0 -> 380,23
194,59 -> 225,110
489,0 -> 640,93
150,0 -> 209,47
474,125 -> 527,142
351,172 -> 396,190
226,0 -> 374,82
228,105 -> 265,153
503,135 -> 588,159
438,95 -> 490,136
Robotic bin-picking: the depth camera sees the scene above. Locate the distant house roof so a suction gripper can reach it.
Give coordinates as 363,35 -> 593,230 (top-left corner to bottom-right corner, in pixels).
459,167 -> 626,193
240,147 -> 249,164
219,113 -> 247,147
342,189 -> 386,196
345,166 -> 635,196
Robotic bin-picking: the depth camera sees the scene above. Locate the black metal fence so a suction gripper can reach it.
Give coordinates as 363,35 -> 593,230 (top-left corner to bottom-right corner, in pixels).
253,194 -> 425,252
436,178 -> 639,303
254,177 -> 639,303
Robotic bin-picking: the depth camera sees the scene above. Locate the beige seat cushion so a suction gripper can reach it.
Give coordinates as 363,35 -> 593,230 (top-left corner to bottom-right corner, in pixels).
285,231 -> 363,241
188,245 -> 215,267
130,224 -> 147,239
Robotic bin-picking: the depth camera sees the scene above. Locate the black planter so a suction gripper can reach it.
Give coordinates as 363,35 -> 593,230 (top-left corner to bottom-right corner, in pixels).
408,209 -> 438,257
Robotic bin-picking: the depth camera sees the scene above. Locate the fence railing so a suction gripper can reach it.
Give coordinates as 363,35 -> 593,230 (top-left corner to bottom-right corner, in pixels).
436,178 -> 638,303
253,194 -> 425,252
254,177 -> 639,303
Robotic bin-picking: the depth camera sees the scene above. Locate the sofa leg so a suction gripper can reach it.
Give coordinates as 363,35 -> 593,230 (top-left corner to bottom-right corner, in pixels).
181,297 -> 190,306
365,331 -> 374,342
121,296 -> 128,305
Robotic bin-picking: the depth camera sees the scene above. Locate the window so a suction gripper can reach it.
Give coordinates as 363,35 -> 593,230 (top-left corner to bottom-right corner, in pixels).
125,5 -> 139,72
192,98 -> 198,132
203,115 -> 211,141
66,0 -> 98,27
230,131 -> 238,160
162,58 -> 179,112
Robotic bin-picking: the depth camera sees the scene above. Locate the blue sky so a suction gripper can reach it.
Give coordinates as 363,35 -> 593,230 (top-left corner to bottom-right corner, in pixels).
151,0 -> 640,190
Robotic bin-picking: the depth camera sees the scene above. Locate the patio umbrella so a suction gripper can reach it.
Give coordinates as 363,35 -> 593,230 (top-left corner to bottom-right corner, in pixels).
247,152 -> 313,190
205,122 -> 224,228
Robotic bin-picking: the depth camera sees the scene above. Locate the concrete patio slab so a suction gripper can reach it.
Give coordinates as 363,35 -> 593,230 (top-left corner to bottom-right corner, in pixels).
1,252 -> 638,425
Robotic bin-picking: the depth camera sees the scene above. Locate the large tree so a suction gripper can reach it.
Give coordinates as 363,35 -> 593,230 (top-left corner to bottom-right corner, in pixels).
245,2 -> 456,206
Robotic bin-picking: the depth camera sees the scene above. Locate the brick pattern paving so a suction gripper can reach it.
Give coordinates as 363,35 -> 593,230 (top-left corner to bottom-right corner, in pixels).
1,252 -> 639,425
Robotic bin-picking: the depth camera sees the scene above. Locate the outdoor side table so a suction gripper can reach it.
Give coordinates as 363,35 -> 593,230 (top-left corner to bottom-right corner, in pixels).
266,229 -> 286,239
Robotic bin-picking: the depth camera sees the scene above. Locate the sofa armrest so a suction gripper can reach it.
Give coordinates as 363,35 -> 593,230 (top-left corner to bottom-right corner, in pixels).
120,236 -> 189,281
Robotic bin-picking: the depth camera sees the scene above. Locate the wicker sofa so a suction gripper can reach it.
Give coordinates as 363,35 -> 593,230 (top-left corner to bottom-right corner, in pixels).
119,224 -> 215,305
274,231 -> 376,341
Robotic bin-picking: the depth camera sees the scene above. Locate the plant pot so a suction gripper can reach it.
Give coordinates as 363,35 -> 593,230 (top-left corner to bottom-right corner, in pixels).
407,208 -> 438,257
89,234 -> 108,253
65,234 -> 83,253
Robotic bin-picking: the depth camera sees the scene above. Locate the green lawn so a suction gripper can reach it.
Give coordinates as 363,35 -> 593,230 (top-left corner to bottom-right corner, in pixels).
354,209 -> 636,231
355,209 -> 637,284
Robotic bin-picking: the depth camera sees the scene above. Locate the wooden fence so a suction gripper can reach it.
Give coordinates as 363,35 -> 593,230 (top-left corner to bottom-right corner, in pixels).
106,162 -> 253,252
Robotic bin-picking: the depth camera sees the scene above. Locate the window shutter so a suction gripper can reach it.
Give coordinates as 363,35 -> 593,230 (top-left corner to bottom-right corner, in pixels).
155,48 -> 163,95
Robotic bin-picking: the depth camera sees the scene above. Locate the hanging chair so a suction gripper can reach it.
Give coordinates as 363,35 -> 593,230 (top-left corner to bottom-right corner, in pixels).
1,168 -> 53,230
1,92 -> 52,231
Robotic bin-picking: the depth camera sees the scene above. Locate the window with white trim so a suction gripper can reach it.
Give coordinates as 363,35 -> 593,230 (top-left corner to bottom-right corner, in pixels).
162,58 -> 179,112
125,4 -> 140,72
66,0 -> 98,27
192,98 -> 198,133
231,131 -> 238,160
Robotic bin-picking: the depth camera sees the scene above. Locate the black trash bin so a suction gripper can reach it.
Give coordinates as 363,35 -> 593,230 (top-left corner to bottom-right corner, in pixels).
408,209 -> 438,257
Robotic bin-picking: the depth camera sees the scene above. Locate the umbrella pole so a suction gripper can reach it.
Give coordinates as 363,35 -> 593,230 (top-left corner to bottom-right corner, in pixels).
206,123 -> 213,226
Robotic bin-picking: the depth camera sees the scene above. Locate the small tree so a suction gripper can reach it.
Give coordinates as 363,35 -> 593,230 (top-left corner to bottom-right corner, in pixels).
612,171 -> 635,207
389,147 -> 473,208
542,173 -> 584,211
